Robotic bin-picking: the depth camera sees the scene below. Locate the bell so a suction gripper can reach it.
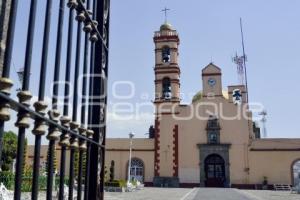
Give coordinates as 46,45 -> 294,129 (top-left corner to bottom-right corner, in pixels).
76,11 -> 86,22
89,32 -> 98,42
83,22 -> 93,33
67,0 -> 78,9
162,53 -> 170,63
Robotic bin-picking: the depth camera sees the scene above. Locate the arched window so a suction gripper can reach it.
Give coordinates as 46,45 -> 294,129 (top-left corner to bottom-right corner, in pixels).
162,46 -> 171,63
292,160 -> 300,186
128,158 -> 144,182
162,77 -> 171,100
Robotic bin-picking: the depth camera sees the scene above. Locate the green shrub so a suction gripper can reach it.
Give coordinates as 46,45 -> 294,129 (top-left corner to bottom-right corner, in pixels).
0,171 -> 70,192
0,171 -> 14,190
105,179 -> 127,188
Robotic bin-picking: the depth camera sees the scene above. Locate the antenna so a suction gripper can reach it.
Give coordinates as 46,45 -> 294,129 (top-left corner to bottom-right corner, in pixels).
233,53 -> 246,85
259,110 -> 268,138
240,18 -> 249,103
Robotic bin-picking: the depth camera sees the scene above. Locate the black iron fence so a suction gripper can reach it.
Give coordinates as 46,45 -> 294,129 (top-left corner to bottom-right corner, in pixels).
0,0 -> 109,199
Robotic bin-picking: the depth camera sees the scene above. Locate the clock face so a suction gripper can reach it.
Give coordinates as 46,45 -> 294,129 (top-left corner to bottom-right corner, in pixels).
208,78 -> 216,86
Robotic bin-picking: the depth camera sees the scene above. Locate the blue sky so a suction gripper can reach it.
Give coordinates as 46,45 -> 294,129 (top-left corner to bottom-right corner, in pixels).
108,0 -> 300,138
4,0 -> 300,143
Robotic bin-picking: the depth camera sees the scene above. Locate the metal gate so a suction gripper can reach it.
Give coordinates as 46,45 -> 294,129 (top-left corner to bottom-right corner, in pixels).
0,0 -> 109,199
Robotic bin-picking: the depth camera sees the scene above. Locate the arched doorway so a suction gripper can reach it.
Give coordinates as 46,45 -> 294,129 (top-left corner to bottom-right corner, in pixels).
162,77 -> 171,100
292,160 -> 300,186
205,154 -> 226,187
129,158 -> 144,182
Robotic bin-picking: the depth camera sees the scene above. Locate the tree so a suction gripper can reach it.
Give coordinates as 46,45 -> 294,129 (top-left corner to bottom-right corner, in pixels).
1,131 -> 17,171
74,150 -> 87,180
45,144 -> 58,175
74,151 -> 79,178
192,91 -> 203,103
23,138 -> 28,175
81,151 -> 86,178
109,160 -> 115,182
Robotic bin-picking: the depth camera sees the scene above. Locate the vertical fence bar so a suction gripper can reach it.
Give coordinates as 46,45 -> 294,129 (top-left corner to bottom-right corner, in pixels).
58,144 -> 67,200
1,0 -> 18,78
100,0 -> 110,197
83,133 -> 92,200
68,4 -> 83,198
47,0 -> 65,199
59,3 -> 75,199
83,141 -> 91,200
68,145 -> 76,200
0,0 -> 19,170
88,0 -> 110,199
14,0 -> 38,199
85,0 -> 96,198
0,122 -> 4,169
78,0 -> 90,198
31,0 -> 53,199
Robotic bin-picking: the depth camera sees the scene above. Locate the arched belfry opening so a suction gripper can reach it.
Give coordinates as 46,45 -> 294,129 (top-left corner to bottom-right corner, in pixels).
162,77 -> 172,100
162,46 -> 171,63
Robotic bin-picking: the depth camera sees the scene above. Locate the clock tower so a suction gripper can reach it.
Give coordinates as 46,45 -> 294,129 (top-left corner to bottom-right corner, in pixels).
202,63 -> 223,98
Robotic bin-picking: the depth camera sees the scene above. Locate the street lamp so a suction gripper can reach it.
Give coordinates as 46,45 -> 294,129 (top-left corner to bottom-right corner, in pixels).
127,132 -> 135,186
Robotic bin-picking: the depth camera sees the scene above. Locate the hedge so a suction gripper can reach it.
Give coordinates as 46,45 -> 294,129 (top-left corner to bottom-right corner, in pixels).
0,171 -> 69,192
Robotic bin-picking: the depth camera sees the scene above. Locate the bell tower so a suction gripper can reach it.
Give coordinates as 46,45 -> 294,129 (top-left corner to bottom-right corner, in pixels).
153,22 -> 181,187
153,23 -> 180,103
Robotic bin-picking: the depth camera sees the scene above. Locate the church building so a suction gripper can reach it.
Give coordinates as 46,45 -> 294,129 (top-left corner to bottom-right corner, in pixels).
105,22 -> 300,188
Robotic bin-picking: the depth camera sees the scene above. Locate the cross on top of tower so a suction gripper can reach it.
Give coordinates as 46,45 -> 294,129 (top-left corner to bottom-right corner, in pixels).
161,7 -> 170,23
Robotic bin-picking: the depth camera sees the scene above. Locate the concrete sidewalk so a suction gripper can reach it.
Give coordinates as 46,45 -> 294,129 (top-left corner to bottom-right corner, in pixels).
104,187 -> 300,200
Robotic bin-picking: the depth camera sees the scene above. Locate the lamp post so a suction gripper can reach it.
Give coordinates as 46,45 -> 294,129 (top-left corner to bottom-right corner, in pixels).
127,132 -> 135,186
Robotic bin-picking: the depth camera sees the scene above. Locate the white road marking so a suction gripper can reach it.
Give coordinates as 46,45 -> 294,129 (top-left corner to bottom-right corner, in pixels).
235,189 -> 267,200
180,188 -> 197,200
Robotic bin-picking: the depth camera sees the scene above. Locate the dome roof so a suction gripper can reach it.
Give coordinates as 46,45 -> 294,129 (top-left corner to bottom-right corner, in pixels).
192,90 -> 229,103
160,23 -> 173,31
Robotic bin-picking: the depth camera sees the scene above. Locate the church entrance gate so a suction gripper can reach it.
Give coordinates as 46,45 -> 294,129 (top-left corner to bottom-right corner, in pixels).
204,154 -> 226,187
198,144 -> 231,188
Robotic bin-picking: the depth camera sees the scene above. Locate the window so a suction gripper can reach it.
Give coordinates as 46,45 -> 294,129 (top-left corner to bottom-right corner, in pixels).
208,131 -> 218,144
293,160 -> 300,186
162,46 -> 171,63
162,77 -> 171,100
128,158 -> 144,182
206,116 -> 220,144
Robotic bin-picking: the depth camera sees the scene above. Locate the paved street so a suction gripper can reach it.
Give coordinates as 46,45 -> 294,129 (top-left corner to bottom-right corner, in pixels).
105,188 -> 300,200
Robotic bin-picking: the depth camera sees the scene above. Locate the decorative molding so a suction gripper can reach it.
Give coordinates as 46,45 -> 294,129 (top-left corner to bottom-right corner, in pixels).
155,70 -> 180,75
202,73 -> 222,76
156,112 -> 180,116
155,79 -> 179,84
155,48 -> 178,52
250,148 -> 300,151
154,65 -> 179,69
173,125 -> 179,177
154,118 -> 160,176
153,36 -> 179,43
106,149 -> 155,152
